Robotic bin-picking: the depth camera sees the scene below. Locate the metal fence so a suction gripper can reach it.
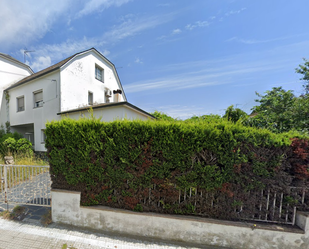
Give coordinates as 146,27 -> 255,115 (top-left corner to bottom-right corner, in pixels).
235,188 -> 309,225
0,165 -> 51,208
144,184 -> 309,226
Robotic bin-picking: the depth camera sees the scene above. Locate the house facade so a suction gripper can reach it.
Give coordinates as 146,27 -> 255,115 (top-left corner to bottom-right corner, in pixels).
0,48 -> 153,151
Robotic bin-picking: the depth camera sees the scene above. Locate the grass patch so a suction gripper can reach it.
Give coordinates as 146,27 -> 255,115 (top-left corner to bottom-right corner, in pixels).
41,210 -> 52,226
0,154 -> 49,189
0,153 -> 48,166
0,205 -> 26,220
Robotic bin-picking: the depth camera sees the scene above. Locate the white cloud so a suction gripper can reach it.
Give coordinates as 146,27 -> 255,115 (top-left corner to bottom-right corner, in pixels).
25,13 -> 168,71
135,58 -> 143,64
185,21 -> 209,31
225,7 -> 246,16
227,36 -> 292,45
103,14 -> 173,43
125,60 -> 286,93
172,29 -> 182,35
157,3 -> 170,7
76,0 -> 132,18
25,37 -> 107,71
0,0 -> 73,49
30,56 -> 52,72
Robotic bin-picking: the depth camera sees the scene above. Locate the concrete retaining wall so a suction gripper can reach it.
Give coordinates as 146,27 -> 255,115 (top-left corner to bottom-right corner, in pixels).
52,189 -> 309,249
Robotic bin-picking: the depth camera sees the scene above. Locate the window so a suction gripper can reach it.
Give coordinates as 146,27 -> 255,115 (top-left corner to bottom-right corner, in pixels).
88,91 -> 93,105
41,129 -> 46,143
17,96 -> 24,112
33,90 -> 43,108
95,65 -> 104,82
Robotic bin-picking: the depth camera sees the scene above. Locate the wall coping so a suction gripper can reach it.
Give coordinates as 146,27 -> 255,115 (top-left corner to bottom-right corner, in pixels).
51,189 -> 81,195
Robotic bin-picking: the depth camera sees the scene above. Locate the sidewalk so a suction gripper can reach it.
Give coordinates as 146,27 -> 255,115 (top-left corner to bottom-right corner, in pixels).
0,205 -> 233,249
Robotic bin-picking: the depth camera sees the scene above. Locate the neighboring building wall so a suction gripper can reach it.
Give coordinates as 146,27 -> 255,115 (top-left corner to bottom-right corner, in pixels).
60,51 -> 125,112
63,105 -> 151,122
8,71 -> 61,151
0,56 -> 32,128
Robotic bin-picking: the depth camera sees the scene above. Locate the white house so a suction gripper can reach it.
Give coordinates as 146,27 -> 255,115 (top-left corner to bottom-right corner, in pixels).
0,48 -> 154,152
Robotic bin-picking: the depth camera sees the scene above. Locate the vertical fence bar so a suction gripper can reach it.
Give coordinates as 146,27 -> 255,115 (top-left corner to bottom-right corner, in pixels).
292,206 -> 297,225
259,190 -> 263,220
4,166 -> 8,209
33,166 -> 35,204
265,189 -> 270,220
285,204 -> 289,223
272,192 -> 276,219
279,193 -> 283,219
302,188 -> 305,205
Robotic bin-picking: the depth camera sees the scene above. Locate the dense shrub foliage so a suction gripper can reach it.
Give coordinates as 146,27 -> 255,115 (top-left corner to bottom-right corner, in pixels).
0,127 -> 31,157
46,118 -> 309,219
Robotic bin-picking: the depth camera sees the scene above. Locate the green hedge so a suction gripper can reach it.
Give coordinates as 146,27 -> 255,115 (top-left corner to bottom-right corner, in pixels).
45,118 -> 308,218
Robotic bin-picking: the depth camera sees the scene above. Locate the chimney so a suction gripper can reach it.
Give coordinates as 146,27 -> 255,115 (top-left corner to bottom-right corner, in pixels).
113,89 -> 122,102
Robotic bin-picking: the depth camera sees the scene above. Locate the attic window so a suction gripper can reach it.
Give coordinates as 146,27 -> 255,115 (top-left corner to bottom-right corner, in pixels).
33,90 -> 43,108
95,65 -> 104,82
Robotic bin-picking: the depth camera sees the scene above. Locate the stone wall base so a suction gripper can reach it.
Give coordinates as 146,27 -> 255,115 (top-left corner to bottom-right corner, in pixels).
52,189 -> 309,249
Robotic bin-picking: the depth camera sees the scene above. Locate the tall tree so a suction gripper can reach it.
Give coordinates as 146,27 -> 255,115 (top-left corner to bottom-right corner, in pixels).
296,58 -> 309,95
247,87 -> 309,134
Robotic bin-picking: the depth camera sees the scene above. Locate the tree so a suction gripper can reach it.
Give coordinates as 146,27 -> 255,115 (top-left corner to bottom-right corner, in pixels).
246,87 -> 309,134
151,111 -> 175,121
295,58 -> 309,95
223,105 -> 247,123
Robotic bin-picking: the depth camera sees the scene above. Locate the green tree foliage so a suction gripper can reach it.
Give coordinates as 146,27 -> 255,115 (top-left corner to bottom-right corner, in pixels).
223,105 -> 248,123
150,111 -> 176,121
185,114 -> 222,123
244,87 -> 309,134
296,58 -> 309,94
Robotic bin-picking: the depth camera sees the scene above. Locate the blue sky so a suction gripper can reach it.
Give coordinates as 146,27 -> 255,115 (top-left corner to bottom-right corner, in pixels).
1,0 -> 309,119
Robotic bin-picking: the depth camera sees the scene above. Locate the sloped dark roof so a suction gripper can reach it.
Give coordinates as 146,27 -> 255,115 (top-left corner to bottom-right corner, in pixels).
57,101 -> 155,119
5,54 -> 76,90
0,53 -> 33,73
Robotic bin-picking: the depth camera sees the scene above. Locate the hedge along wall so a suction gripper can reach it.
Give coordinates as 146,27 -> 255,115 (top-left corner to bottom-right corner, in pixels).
45,118 -> 309,220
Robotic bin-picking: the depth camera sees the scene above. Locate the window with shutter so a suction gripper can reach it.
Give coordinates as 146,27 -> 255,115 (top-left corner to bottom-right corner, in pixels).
17,96 -> 24,112
34,90 -> 43,108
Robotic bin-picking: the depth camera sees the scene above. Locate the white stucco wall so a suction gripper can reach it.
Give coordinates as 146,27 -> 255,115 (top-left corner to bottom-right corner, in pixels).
60,51 -> 125,112
0,56 -> 32,128
62,105 -> 151,122
8,71 -> 61,151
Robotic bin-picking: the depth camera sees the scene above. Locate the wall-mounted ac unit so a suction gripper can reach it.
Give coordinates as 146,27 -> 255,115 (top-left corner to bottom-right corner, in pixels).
105,89 -> 112,97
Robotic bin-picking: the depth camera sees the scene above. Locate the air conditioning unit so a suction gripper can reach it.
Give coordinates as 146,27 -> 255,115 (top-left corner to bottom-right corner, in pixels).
105,89 -> 112,97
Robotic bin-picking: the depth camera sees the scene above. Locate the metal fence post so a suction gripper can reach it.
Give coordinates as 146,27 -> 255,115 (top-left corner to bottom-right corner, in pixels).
4,165 -> 8,210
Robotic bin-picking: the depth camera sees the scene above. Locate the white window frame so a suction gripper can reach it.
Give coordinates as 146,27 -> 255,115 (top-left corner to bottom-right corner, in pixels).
88,91 -> 93,105
95,65 -> 104,82
17,96 -> 25,112
33,90 -> 43,108
41,129 -> 46,143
